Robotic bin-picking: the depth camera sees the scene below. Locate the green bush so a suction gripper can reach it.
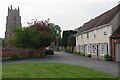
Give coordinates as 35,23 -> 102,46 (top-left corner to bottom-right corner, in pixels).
87,54 -> 91,57
65,47 -> 72,53
80,52 -> 86,56
74,51 -> 79,54
82,54 -> 85,56
10,55 -> 22,60
12,27 -> 53,49
74,51 -> 86,56
104,55 -> 112,61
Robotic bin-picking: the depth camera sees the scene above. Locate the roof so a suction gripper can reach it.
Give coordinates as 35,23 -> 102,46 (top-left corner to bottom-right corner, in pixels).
110,26 -> 120,39
78,4 -> 120,33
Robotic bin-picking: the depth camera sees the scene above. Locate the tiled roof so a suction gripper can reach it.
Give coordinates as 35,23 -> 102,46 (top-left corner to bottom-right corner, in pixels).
110,26 -> 120,38
79,4 -> 120,33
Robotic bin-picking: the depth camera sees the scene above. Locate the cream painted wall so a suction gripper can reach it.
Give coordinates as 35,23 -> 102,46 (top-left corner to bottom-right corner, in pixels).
75,11 -> 119,57
76,25 -> 112,55
76,25 -> 112,45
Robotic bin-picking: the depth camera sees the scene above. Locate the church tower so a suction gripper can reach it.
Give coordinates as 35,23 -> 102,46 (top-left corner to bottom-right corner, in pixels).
5,5 -> 21,40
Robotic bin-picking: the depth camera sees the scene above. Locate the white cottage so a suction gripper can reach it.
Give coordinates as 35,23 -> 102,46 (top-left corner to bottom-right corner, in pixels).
75,4 -> 120,60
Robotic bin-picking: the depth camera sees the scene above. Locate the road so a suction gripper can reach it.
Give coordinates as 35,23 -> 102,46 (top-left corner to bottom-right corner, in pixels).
3,52 -> 119,76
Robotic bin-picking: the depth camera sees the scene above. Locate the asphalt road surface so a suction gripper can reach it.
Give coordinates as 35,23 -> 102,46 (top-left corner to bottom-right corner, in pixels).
3,52 -> 119,76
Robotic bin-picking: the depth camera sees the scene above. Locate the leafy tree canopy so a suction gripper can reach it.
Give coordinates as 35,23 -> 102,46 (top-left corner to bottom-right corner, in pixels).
48,23 -> 61,39
12,19 -> 54,49
68,35 -> 76,46
62,30 -> 77,48
30,19 -> 51,33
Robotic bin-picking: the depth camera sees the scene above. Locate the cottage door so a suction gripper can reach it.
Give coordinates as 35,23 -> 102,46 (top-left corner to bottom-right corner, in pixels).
95,44 -> 99,58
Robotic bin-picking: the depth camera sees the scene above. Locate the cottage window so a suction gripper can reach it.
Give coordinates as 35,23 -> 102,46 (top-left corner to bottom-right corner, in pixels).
101,44 -> 104,54
90,44 -> 92,54
94,30 -> 96,37
103,27 -> 107,36
81,34 -> 83,39
103,31 -> 107,35
92,45 -> 95,54
87,32 -> 89,38
77,36 -> 78,40
87,45 -> 91,54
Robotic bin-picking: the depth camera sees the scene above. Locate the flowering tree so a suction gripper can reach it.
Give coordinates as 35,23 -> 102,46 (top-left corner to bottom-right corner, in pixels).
30,19 -> 51,33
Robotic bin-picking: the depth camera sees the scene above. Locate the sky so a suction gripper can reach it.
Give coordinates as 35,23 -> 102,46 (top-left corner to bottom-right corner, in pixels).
0,0 -> 119,38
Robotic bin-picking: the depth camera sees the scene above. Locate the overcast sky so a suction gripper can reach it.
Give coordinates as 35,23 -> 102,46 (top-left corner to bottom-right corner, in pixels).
0,0 -> 119,38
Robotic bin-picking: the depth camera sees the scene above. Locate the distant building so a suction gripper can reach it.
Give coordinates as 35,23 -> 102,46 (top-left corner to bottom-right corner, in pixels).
5,5 -> 21,40
75,4 -> 120,61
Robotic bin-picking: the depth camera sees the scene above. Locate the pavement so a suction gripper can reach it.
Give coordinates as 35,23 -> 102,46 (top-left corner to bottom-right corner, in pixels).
2,52 -> 119,76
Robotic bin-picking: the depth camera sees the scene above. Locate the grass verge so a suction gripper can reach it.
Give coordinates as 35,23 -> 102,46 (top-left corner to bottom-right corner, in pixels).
2,62 -> 116,78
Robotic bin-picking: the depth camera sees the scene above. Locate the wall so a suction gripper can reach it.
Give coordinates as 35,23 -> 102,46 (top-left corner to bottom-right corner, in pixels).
0,39 -> 2,58
110,11 -> 120,34
2,48 -> 45,58
76,25 -> 112,59
76,25 -> 111,47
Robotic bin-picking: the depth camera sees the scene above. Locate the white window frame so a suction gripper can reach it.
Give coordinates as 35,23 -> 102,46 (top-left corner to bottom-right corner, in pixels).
87,32 -> 89,39
94,30 -> 96,38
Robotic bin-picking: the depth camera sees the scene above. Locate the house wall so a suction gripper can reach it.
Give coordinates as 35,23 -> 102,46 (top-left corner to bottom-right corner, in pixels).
76,25 -> 112,59
110,11 -> 120,61
110,11 -> 120,34
0,39 -> 2,58
76,36 -> 80,52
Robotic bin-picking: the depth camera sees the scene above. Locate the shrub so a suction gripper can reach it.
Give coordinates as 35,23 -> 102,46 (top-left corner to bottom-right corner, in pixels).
87,54 -> 91,57
74,51 -> 86,57
104,55 -> 112,61
12,26 -> 53,49
66,49 -> 72,53
79,52 -> 85,56
10,55 -> 22,60
65,47 -> 71,53
74,51 -> 81,54
82,54 -> 85,56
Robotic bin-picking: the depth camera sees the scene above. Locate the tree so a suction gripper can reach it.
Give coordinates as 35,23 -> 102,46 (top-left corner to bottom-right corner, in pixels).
12,27 -> 38,48
29,19 -> 54,47
2,39 -> 5,48
12,20 -> 54,49
58,38 -> 63,46
68,35 -> 76,53
62,30 -> 77,48
68,35 -> 76,46
30,19 -> 51,33
48,23 -> 61,38
48,23 -> 61,46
